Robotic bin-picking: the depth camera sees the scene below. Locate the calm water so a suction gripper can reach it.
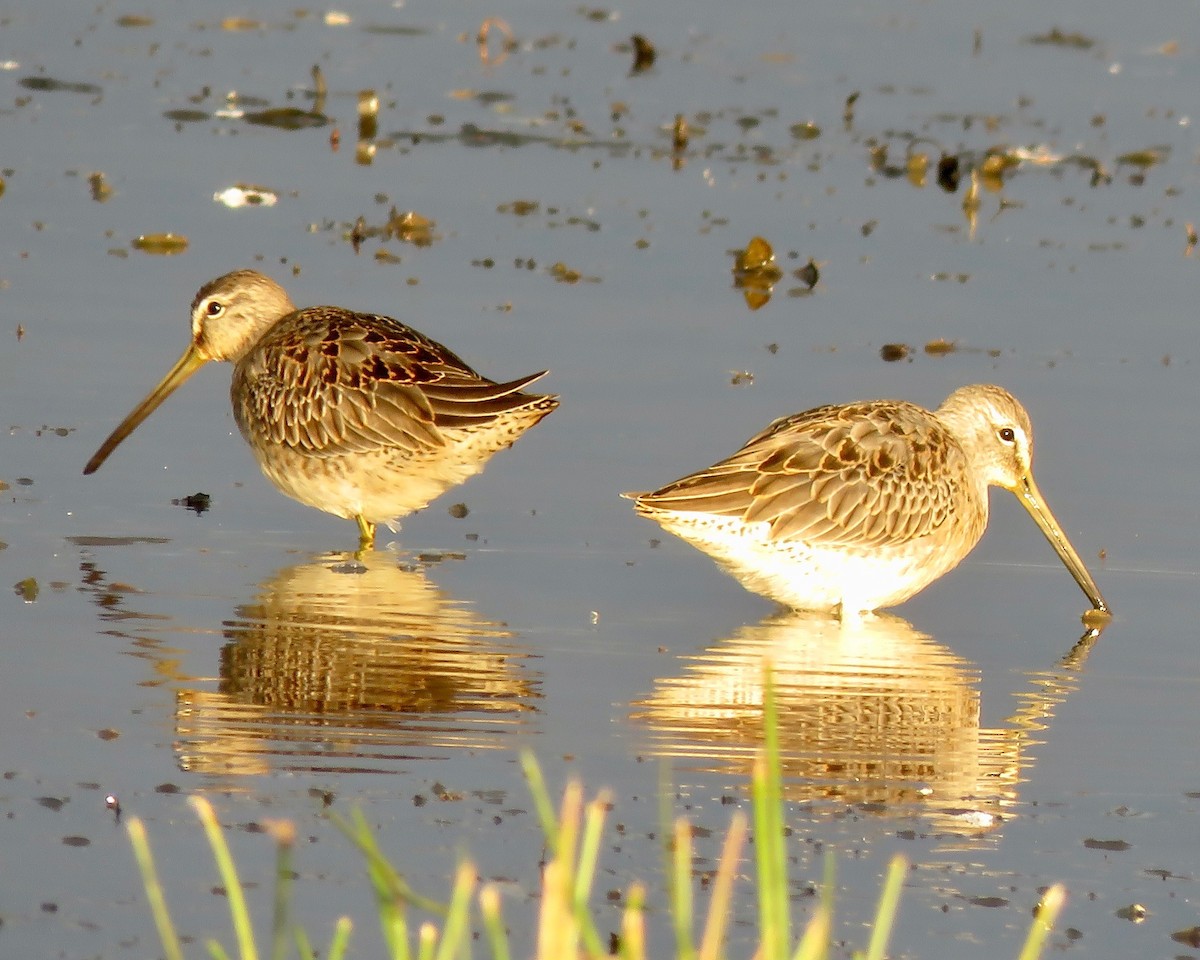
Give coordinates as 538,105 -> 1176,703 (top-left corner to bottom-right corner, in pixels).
2,1 -> 1198,957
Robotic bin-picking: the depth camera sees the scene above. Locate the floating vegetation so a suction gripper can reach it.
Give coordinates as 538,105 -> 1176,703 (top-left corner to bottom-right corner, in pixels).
162,108 -> 209,123
880,343 -> 911,362
672,114 -> 691,169
793,258 -> 820,290
925,338 -> 958,356
630,33 -> 657,72
171,492 -> 211,515
115,14 -> 154,27
131,233 -> 189,255
243,107 -> 328,130
732,236 -> 783,310
357,89 -> 379,141
347,209 -> 438,252
980,149 -> 1020,187
550,262 -> 582,283
1083,838 -> 1131,852
578,6 -> 617,22
1115,146 -> 1168,168
388,209 -> 435,245
1116,904 -> 1148,922
788,121 -> 820,140
843,90 -> 860,127
363,23 -> 429,36
476,17 -> 515,65
1026,27 -> 1097,50
497,199 -> 540,216
88,172 -> 113,202
1173,926 -> 1200,948
220,16 -> 262,31
213,184 -> 278,208
18,76 -> 101,95
937,153 -> 961,191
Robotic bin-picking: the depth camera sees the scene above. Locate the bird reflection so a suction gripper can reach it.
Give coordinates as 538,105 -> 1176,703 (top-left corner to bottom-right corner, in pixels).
632,612 -> 1099,842
174,552 -> 541,778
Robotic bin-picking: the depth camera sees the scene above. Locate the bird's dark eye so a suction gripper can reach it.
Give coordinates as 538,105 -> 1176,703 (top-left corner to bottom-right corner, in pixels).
206,300 -> 224,317
998,427 -> 1016,443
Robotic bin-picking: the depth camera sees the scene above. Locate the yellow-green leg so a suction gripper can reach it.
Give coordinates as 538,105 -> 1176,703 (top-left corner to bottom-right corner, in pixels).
355,514 -> 376,549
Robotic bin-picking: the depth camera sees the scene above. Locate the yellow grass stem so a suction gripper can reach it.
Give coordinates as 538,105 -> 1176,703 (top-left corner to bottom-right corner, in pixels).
189,796 -> 258,960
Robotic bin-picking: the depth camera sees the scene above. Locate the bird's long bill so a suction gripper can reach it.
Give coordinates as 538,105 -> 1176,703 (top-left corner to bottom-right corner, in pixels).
83,344 -> 208,475
1017,472 -> 1108,613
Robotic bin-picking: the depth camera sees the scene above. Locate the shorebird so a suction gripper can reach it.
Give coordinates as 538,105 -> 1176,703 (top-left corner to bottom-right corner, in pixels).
84,269 -> 558,547
626,384 -> 1107,617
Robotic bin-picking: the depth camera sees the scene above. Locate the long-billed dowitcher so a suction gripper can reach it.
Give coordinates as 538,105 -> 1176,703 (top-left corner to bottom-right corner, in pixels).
84,269 -> 558,547
626,384 -> 1108,617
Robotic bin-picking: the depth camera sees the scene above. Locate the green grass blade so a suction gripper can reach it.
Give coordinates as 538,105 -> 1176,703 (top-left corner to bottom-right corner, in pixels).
793,903 -> 831,960
190,796 -> 259,960
433,862 -> 476,960
671,818 -> 697,960
573,795 -> 610,958
1017,885 -> 1066,960
863,855 -> 906,960
754,665 -> 789,960
327,917 -> 353,960
622,882 -> 648,960
294,925 -> 316,960
126,817 -> 186,960
265,821 -> 295,960
336,808 -> 446,915
417,922 -> 438,960
698,811 -> 746,960
820,849 -> 836,956
479,885 -> 513,960
520,749 -> 561,855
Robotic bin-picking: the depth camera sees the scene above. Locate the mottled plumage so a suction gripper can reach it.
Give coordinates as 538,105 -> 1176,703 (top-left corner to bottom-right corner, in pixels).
627,385 -> 1107,616
85,270 -> 558,546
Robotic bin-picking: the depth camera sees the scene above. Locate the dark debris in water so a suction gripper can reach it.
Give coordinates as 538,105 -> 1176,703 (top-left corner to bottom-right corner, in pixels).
244,107 -> 328,130
1026,27 -> 1097,50
65,535 -> 172,547
348,208 -> 438,253
172,492 -> 211,515
19,76 -> 102,95
362,23 -> 430,36
1083,837 -> 1131,852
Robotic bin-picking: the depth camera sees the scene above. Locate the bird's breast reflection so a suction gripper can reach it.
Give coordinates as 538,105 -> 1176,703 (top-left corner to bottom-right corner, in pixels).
174,552 -> 542,778
632,611 -> 1092,843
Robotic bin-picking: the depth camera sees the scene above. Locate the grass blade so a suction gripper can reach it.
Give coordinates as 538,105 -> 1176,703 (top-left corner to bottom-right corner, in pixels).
126,817 -> 185,960
671,818 -> 697,960
1018,885 -> 1066,960
433,862 -> 476,960
622,882 -> 648,960
265,820 -> 295,960
478,885 -> 512,960
863,855 -> 906,960
698,811 -> 747,960
520,750 -> 561,855
190,796 -> 258,960
327,917 -> 353,960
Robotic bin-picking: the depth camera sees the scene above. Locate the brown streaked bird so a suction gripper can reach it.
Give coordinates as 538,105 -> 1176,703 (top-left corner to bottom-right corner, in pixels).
626,384 -> 1108,618
84,269 -> 558,547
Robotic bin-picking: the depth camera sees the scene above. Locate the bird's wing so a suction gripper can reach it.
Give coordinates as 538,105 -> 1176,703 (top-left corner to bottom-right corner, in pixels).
634,401 -> 967,547
233,308 -> 550,458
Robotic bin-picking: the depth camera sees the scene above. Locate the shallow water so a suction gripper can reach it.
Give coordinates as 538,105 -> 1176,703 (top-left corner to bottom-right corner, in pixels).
2,1 -> 1199,957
